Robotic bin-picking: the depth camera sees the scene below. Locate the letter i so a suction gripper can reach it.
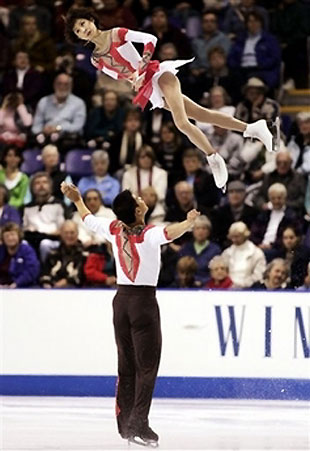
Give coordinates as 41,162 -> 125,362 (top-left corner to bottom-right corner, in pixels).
265,306 -> 272,357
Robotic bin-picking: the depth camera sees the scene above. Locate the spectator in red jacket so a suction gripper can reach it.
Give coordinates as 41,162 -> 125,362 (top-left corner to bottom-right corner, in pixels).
84,243 -> 116,287
205,255 -> 233,289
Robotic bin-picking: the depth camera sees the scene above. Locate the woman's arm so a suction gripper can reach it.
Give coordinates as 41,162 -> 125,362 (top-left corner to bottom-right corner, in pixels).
124,29 -> 157,71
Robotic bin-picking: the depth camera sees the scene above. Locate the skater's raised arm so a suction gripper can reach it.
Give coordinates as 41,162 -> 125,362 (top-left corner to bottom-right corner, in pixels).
61,182 -> 90,218
165,209 -> 200,241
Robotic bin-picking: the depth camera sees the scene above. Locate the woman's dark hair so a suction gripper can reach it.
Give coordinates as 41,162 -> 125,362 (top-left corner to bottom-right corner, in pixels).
245,10 -> 264,27
64,7 -> 100,44
0,183 -> 9,204
160,121 -> 182,148
135,144 -> 156,167
0,145 -> 24,168
112,190 -> 138,226
1,221 -> 23,243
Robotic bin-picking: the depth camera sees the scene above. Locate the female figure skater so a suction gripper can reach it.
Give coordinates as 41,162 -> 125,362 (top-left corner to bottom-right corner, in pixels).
65,7 -> 275,191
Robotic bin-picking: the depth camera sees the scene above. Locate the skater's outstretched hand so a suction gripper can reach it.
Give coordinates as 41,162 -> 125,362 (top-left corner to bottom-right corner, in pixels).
61,182 -> 82,203
187,209 -> 200,223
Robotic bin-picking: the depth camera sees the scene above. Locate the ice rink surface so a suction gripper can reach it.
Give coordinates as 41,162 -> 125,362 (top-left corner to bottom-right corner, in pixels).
1,396 -> 309,451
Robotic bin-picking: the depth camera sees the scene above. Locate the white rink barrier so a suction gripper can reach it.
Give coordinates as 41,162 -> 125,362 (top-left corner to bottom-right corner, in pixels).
0,289 -> 309,399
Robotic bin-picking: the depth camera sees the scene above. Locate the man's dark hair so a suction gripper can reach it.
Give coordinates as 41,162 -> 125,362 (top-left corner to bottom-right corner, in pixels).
64,7 -> 100,44
112,190 -> 138,226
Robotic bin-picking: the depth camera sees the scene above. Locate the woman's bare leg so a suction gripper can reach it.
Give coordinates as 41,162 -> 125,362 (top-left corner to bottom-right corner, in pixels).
181,95 -> 246,132
158,73 -> 216,156
158,72 -> 228,189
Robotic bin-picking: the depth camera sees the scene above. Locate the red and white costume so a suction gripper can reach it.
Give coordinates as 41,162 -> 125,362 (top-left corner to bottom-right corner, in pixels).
91,28 -> 193,110
83,214 -> 171,286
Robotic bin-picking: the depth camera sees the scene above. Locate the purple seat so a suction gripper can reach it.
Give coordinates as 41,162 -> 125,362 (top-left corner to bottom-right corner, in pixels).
21,149 -> 44,175
65,149 -> 93,177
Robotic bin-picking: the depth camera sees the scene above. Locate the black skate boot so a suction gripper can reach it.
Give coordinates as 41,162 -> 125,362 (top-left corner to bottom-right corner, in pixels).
128,419 -> 159,447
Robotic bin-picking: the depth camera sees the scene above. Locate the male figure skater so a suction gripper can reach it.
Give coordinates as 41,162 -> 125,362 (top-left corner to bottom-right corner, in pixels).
61,182 -> 200,447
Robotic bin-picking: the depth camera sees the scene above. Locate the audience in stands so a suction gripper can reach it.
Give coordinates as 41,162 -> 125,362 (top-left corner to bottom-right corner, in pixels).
297,262 -> 310,291
84,242 -> 116,287
272,0 -> 309,88
250,183 -> 299,252
165,181 -> 198,224
41,144 -> 72,202
0,91 -> 33,149
267,226 -> 310,289
0,183 -> 21,226
72,188 -> 115,249
154,121 -> 185,186
0,0 -> 307,291
178,215 -> 221,285
0,221 -> 39,288
122,145 -> 167,204
31,73 -> 86,152
190,10 -> 231,78
251,258 -> 289,290
172,148 -> 219,212
254,150 -> 306,214
53,48 -> 95,108
144,7 -> 192,60
170,255 -> 200,288
0,145 -> 29,208
227,10 -> 281,90
108,109 -> 145,175
223,0 -> 269,39
234,77 -> 279,123
40,220 -> 87,288
222,221 -> 266,288
9,0 -> 52,38
12,13 -> 56,72
212,180 -> 258,247
2,50 -> 44,109
205,255 -> 233,289
78,150 -> 120,207
205,126 -> 245,180
86,90 -> 125,146
193,46 -> 241,104
23,172 -> 65,261
141,186 -> 165,226
287,112 -> 310,175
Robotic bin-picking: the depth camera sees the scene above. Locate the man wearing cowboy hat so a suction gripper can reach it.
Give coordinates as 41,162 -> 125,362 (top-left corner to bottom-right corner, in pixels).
235,77 -> 280,124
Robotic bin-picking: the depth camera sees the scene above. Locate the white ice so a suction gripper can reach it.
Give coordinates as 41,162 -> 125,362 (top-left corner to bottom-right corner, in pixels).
1,396 -> 309,451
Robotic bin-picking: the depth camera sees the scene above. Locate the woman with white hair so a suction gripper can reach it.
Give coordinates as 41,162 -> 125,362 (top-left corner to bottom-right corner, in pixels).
178,214 -> 220,285
222,221 -> 266,288
77,149 -> 120,206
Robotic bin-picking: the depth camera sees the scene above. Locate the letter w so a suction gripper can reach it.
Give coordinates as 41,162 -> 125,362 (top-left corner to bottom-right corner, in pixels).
215,305 -> 245,356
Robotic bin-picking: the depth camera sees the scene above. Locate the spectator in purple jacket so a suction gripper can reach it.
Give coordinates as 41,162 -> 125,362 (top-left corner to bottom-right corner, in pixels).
227,10 -> 281,90
178,215 -> 221,285
0,222 -> 40,288
0,184 -> 21,227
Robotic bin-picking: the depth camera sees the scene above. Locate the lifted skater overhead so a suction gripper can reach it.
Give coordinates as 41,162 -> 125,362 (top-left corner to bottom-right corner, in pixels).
65,7 -> 276,191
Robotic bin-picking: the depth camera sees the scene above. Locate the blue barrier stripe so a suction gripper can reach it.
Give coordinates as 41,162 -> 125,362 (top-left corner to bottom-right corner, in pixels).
1,376 -> 309,400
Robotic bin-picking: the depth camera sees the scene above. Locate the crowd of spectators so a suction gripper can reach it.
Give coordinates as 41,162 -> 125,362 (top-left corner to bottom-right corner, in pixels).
0,0 -> 309,290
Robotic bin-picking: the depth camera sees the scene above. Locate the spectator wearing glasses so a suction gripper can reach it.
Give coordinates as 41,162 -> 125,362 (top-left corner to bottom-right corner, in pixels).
251,258 -> 289,290
205,255 -> 233,289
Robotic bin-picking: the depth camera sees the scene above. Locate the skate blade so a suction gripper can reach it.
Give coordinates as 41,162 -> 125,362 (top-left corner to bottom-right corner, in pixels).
271,117 -> 281,152
128,436 -> 159,448
221,184 -> 226,194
